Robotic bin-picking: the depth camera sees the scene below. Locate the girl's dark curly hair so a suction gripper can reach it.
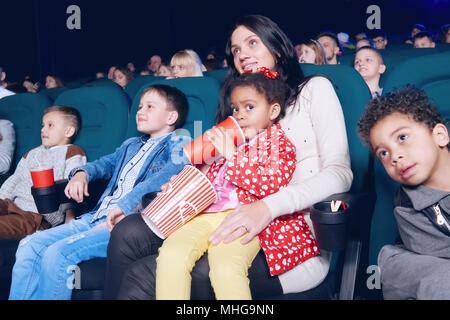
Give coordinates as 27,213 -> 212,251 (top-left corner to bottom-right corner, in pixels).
227,72 -> 290,123
358,85 -> 448,151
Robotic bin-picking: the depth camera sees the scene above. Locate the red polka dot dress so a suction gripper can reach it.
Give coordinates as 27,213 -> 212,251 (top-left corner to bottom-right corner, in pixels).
205,123 -> 320,276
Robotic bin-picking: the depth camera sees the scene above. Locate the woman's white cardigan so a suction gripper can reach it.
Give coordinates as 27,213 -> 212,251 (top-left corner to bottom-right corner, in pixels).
263,76 -> 353,294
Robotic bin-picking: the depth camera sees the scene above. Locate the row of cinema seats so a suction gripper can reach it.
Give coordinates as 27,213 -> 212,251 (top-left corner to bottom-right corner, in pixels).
0,47 -> 449,300
339,43 -> 450,88
0,74 -> 223,299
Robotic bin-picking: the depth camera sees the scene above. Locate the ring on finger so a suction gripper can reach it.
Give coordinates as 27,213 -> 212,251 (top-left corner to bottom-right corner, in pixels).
240,225 -> 249,233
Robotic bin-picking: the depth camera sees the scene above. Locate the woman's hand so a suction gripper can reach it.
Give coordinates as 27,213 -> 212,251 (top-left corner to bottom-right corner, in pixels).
206,127 -> 236,162
106,206 -> 125,232
64,171 -> 89,203
209,200 -> 273,245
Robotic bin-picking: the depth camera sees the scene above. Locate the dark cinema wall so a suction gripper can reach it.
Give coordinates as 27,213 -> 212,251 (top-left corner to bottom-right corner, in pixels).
1,0 -> 449,83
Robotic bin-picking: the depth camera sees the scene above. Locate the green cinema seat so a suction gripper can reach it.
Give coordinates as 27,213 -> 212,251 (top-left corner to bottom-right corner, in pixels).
126,76 -> 221,141
204,69 -> 228,85
38,87 -> 69,103
300,63 -> 375,299
83,78 -> 118,88
423,79 -> 450,118
124,76 -> 165,101
383,50 -> 450,93
0,93 -> 52,168
54,85 -> 130,161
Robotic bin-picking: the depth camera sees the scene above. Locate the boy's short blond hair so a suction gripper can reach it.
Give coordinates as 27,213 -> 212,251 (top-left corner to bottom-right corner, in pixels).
44,106 -> 82,142
355,46 -> 384,64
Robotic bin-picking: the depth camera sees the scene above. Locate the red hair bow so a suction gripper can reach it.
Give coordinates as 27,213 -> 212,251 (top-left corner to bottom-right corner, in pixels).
243,67 -> 279,79
256,67 -> 279,79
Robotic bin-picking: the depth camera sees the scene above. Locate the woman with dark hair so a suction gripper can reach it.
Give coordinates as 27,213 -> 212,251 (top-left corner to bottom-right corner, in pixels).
437,24 -> 450,44
104,14 -> 353,300
45,74 -> 64,89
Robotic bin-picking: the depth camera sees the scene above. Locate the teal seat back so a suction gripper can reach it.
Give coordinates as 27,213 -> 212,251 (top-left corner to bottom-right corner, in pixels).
126,77 -> 221,140
84,78 -> 118,88
65,77 -> 91,89
383,50 -> 450,93
204,69 -> 228,85
423,79 -> 450,117
301,64 -> 373,193
38,87 -> 68,103
0,93 -> 52,167
55,86 -> 130,161
338,47 -> 443,88
124,76 -> 165,101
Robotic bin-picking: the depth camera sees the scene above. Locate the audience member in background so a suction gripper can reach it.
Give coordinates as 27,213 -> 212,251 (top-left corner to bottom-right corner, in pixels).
169,49 -> 204,78
370,29 -> 388,50
354,46 -> 386,98
337,32 -> 355,50
147,55 -> 162,75
405,23 -> 426,44
294,44 -> 302,59
107,66 -> 117,80
113,67 -> 133,88
154,63 -> 172,78
413,31 -> 436,48
356,37 -> 374,50
355,32 -> 368,42
437,24 -> 450,44
22,77 -> 40,93
127,62 -> 136,73
0,119 -> 15,175
298,40 -> 328,64
317,31 -> 342,64
222,57 -> 228,68
0,67 -> 15,99
45,75 -> 64,89
204,58 -> 220,71
0,106 -> 86,239
96,72 -> 106,79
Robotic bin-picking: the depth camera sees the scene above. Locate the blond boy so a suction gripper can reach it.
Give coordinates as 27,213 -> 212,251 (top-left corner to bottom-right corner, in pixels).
354,46 -> 386,98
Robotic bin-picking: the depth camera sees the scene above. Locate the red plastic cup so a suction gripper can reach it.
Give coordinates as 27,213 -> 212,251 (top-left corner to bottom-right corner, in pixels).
183,116 -> 245,165
30,168 -> 55,188
141,165 -> 218,239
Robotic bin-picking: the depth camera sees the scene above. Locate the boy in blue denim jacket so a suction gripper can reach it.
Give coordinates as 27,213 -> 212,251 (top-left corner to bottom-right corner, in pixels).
9,84 -> 192,300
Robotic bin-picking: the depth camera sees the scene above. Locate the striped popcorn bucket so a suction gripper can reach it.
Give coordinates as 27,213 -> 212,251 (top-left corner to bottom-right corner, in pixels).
141,165 -> 218,239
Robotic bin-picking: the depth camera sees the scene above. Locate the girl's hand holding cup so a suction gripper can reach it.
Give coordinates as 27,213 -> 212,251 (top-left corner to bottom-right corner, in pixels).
206,127 -> 236,162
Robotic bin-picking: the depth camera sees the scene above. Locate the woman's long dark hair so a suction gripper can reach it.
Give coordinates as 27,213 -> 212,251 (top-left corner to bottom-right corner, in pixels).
215,15 -> 306,124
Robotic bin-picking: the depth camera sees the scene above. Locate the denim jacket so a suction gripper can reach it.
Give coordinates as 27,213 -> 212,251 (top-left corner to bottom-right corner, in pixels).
69,132 -> 191,221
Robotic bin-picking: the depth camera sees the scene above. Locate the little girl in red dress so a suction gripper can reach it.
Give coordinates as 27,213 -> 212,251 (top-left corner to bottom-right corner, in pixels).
156,70 -> 319,300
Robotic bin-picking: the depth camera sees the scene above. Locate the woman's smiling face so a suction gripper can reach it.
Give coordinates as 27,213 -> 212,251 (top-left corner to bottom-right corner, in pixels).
230,26 -> 277,75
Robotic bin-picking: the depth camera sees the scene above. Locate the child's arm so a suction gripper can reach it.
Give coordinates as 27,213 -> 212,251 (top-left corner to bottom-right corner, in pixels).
0,120 -> 15,175
63,145 -> 87,179
0,155 -> 29,201
64,171 -> 89,203
68,138 -> 134,184
116,159 -> 187,216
